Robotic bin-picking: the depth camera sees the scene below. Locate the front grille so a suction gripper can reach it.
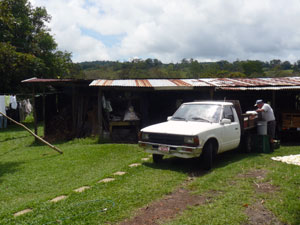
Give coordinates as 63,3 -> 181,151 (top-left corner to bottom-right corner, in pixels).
148,133 -> 184,145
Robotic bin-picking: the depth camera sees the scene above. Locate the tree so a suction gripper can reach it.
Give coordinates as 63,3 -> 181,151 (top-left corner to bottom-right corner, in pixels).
270,59 -> 281,69
242,60 -> 264,76
281,61 -> 292,70
0,43 -> 44,93
0,0 -> 75,93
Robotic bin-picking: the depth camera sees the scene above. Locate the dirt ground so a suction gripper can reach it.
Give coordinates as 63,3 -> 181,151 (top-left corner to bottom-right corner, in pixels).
118,169 -> 284,225
119,187 -> 209,225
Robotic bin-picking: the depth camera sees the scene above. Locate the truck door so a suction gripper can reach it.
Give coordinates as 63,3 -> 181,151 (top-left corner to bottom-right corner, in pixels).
221,106 -> 241,150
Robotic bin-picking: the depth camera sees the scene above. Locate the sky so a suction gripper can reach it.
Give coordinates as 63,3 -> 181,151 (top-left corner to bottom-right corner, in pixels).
29,0 -> 300,63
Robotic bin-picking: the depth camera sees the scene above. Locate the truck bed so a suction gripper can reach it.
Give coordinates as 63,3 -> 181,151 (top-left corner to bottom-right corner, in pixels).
242,114 -> 257,130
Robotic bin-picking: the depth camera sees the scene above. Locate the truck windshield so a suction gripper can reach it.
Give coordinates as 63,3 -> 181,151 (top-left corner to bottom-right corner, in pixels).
171,104 -> 221,123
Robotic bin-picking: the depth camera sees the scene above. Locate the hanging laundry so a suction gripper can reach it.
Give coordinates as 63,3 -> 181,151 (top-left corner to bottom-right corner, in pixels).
0,96 -> 6,115
10,95 -> 17,109
5,95 -> 10,107
25,99 -> 32,114
0,95 -> 7,128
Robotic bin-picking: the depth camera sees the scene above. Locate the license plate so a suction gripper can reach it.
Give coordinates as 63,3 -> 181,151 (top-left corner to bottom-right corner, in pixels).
158,145 -> 169,153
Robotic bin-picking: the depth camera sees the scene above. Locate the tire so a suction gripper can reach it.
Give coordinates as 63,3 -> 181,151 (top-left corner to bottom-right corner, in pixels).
202,141 -> 213,170
153,154 -> 163,163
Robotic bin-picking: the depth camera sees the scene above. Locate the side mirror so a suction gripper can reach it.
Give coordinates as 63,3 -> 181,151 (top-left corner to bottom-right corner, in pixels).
221,118 -> 231,125
167,116 -> 172,121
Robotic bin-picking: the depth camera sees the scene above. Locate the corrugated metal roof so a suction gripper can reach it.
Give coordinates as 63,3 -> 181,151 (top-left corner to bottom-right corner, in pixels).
219,86 -> 300,91
89,77 -> 300,90
22,77 -> 300,90
22,77 -> 73,83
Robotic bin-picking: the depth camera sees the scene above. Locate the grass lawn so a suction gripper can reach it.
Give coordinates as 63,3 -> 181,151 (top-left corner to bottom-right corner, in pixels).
0,122 -> 299,224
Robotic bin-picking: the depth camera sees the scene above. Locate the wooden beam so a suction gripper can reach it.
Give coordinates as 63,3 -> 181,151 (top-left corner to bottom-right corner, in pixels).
98,89 -> 103,138
72,85 -> 77,131
209,88 -> 214,100
43,86 -> 46,136
32,86 -> 38,137
272,90 -> 276,109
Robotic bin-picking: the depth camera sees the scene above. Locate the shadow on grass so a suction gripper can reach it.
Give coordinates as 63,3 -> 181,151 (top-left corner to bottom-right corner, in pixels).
0,147 -> 19,157
0,135 -> 30,143
0,161 -> 23,183
143,150 -> 261,176
0,122 -> 35,132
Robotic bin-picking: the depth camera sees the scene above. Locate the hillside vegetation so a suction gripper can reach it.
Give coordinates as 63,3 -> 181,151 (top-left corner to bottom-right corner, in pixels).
78,59 -> 300,80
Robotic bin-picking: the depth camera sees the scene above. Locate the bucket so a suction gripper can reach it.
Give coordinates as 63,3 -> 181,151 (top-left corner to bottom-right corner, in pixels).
257,121 -> 267,135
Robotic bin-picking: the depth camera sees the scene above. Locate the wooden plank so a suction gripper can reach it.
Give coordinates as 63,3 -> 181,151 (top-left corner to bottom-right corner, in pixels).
32,86 -> 38,138
72,85 -> 77,131
43,86 -> 46,136
98,89 -> 103,137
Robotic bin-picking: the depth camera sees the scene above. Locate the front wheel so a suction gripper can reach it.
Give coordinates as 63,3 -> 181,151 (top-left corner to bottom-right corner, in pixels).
201,142 -> 213,170
153,154 -> 163,163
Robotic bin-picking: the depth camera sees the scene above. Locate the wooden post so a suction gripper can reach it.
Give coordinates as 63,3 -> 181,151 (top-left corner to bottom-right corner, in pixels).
42,86 -> 46,137
72,85 -> 76,131
272,90 -> 276,109
32,86 -> 38,138
98,89 -> 103,138
209,88 -> 214,100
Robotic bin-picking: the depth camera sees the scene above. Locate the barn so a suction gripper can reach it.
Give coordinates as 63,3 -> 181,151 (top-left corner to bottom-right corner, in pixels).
22,76 -> 300,142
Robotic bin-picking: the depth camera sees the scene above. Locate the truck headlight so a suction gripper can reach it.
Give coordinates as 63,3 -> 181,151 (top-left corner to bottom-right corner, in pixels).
184,136 -> 199,146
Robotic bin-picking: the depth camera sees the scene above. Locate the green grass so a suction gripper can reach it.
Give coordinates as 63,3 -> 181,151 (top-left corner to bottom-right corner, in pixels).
0,123 -> 300,224
0,123 -> 187,224
166,147 -> 300,225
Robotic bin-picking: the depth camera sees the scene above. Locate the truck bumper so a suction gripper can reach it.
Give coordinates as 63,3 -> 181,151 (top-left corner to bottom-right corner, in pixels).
138,141 -> 203,158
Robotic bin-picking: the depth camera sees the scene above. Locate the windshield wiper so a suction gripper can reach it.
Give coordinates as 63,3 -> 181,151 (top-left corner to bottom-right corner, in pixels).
172,116 -> 186,121
191,117 -> 211,122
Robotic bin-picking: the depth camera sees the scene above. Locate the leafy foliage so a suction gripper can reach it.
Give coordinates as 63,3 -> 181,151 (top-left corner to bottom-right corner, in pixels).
78,58 -> 300,80
0,0 -> 79,93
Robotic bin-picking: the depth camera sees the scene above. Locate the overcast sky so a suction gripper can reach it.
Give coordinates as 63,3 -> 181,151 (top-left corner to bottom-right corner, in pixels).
29,0 -> 300,63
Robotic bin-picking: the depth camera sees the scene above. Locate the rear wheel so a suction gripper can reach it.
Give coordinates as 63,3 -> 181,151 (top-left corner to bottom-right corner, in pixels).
201,142 -> 213,170
153,154 -> 163,163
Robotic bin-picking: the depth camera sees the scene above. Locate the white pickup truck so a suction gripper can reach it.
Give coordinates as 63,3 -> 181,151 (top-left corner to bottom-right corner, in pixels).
139,101 -> 256,170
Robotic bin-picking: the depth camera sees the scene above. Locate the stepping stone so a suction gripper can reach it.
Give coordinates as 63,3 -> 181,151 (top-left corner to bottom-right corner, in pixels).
129,163 -> 141,167
50,195 -> 67,203
141,158 -> 150,161
113,171 -> 127,176
14,209 -> 32,217
98,178 -> 115,183
73,186 -> 90,193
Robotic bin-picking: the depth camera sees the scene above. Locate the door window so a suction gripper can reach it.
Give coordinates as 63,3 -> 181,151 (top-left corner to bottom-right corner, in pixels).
223,106 -> 235,122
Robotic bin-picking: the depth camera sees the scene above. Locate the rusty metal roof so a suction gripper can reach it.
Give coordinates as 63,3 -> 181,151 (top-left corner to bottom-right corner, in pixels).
22,77 -> 73,83
21,77 -> 92,85
219,86 -> 300,91
89,77 -> 300,90
22,77 -> 300,90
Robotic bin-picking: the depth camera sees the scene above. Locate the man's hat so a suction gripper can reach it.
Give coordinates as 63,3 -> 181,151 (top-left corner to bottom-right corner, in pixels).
254,99 -> 263,106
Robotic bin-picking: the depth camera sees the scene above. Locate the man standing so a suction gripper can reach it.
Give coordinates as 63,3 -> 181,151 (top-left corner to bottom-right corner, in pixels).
255,99 -> 276,143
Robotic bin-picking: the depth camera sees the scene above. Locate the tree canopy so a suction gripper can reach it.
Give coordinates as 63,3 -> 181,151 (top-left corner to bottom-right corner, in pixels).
78,58 -> 299,80
0,0 -> 78,93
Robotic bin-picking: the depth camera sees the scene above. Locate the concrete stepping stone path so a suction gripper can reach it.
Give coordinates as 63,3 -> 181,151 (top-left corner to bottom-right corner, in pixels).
113,171 -> 127,176
98,178 -> 115,183
50,195 -> 67,203
14,209 -> 33,217
73,186 -> 90,193
129,163 -> 141,167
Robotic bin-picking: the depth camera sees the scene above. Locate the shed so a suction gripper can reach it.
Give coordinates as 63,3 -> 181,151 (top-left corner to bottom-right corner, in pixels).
22,76 -> 300,142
